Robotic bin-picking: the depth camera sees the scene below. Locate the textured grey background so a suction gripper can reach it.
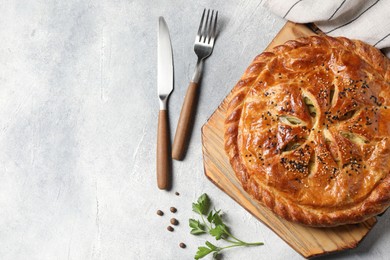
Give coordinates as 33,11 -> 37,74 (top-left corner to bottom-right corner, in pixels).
0,0 -> 389,259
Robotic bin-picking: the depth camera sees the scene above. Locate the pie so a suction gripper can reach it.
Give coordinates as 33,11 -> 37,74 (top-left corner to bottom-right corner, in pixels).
224,35 -> 390,226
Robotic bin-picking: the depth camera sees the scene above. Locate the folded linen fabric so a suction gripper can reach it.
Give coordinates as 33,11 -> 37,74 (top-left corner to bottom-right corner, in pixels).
263,0 -> 390,57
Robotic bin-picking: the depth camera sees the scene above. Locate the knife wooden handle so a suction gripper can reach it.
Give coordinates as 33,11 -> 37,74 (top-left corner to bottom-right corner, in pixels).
157,109 -> 171,190
172,81 -> 199,160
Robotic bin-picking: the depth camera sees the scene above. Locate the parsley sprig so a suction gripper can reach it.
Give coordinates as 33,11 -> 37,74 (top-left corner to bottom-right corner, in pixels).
189,193 -> 264,259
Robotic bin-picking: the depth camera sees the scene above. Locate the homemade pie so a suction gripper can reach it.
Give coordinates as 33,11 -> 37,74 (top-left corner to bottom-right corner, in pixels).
224,35 -> 390,226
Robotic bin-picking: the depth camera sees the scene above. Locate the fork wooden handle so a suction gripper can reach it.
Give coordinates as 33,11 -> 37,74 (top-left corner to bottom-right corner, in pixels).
157,109 -> 170,189
172,81 -> 199,160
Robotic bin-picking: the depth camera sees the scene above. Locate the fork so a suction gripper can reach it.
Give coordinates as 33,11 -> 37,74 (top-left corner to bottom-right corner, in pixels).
172,8 -> 218,160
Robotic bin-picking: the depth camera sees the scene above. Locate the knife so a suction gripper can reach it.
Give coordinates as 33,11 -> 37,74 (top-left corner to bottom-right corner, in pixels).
157,17 -> 173,190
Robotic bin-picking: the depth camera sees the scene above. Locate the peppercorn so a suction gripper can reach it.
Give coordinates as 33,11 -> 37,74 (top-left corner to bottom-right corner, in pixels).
167,226 -> 174,232
170,218 -> 179,226
157,210 -> 164,216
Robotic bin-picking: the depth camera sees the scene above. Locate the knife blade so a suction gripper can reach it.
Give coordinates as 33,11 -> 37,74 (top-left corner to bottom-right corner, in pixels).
157,16 -> 173,190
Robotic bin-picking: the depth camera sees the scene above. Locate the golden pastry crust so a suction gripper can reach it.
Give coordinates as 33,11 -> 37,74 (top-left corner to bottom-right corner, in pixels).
224,36 -> 390,227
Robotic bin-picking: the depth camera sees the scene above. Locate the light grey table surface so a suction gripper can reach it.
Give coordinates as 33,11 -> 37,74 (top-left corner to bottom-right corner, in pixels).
0,0 -> 389,259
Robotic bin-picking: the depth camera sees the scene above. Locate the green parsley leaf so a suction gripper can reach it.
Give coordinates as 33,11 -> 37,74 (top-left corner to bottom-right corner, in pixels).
207,210 -> 214,223
192,193 -> 211,215
207,210 -> 224,226
189,219 -> 206,235
195,241 -> 220,259
195,246 -> 213,259
209,225 -> 227,240
205,241 -> 218,251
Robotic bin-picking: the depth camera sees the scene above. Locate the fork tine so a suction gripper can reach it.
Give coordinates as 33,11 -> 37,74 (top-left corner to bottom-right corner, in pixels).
214,11 -> 218,37
202,9 -> 210,43
206,10 -> 214,44
196,9 -> 206,42
210,11 -> 218,45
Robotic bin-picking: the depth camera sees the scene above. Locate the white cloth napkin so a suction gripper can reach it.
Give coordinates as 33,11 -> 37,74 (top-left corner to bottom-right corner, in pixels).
263,0 -> 390,57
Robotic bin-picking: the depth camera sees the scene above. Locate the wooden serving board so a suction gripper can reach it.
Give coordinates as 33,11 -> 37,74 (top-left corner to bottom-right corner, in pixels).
201,22 -> 377,259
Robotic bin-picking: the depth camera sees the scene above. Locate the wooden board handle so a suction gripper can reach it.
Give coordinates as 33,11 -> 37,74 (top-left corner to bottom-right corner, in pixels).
172,81 -> 199,160
157,109 -> 170,189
